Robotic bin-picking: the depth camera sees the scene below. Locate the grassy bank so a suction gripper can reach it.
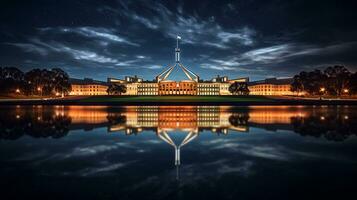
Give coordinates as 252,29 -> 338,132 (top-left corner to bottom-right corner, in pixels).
2,95 -> 357,106
78,95 -> 274,103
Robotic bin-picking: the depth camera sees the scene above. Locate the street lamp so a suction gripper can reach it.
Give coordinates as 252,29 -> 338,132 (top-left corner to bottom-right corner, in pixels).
15,88 -> 20,93
343,89 -> 349,94
37,87 -> 42,96
319,87 -> 325,100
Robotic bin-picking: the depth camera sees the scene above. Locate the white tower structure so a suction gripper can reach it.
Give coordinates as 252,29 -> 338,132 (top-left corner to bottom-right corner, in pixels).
175,36 -> 181,63
157,130 -> 198,180
156,36 -> 199,82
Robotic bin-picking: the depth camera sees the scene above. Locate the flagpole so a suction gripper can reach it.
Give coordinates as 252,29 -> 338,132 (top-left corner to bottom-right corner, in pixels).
176,36 -> 178,48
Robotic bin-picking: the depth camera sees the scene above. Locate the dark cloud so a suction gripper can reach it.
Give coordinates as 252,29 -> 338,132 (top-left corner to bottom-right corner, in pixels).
0,0 -> 357,81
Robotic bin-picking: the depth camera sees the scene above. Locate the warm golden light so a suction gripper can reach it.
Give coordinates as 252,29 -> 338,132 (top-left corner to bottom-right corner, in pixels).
8,106 -> 341,137
15,88 -> 20,93
37,87 -> 41,91
320,87 -> 325,92
343,89 -> 349,93
69,84 -> 108,96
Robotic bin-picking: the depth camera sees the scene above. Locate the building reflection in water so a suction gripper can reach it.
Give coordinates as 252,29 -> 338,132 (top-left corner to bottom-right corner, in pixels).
108,106 -> 243,135
2,105 -> 356,140
1,105 -> 356,176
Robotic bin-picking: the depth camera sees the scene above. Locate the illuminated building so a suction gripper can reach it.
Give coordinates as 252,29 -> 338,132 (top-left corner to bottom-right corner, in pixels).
248,78 -> 294,96
108,77 -> 158,96
72,38 -> 297,96
9,105 -> 314,136
69,78 -> 108,95
159,80 -> 197,95
7,105 -> 313,180
195,75 -> 243,95
197,82 -> 220,95
155,36 -> 199,95
138,82 -> 158,95
108,106 -> 242,134
107,37 -> 248,96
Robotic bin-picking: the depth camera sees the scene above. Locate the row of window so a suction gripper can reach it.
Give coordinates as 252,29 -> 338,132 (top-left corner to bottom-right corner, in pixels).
138,88 -> 157,91
160,88 -> 196,91
138,85 -> 157,88
198,85 -> 220,88
137,92 -> 157,95
71,92 -> 105,95
197,92 -> 219,95
252,89 -> 289,92
74,89 -> 105,92
159,91 -> 196,94
75,85 -> 105,88
160,87 -> 196,90
251,85 -> 289,88
199,88 -> 219,91
160,83 -> 196,87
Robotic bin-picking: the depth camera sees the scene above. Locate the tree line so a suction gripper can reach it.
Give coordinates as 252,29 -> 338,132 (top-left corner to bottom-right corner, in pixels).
291,65 -> 357,96
0,109 -> 71,140
0,67 -> 71,96
2,107 -> 356,141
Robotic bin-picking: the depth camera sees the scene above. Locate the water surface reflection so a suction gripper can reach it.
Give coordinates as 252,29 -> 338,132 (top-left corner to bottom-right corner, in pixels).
0,106 -> 357,200
1,105 -> 356,141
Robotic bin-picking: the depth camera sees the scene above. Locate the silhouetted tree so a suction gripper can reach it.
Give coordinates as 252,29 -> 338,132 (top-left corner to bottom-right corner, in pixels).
107,84 -> 127,95
51,68 -> 71,96
229,82 -> 249,95
291,74 -> 305,94
24,68 -> 45,95
0,67 -> 25,94
304,70 -> 327,95
291,110 -> 356,142
0,108 -> 72,140
350,72 -> 357,94
24,68 -> 71,96
229,113 -> 249,126
291,66 -> 354,96
324,66 -> 351,96
107,114 -> 127,125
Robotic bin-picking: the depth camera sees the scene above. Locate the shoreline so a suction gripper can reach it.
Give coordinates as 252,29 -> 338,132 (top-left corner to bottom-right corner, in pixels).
1,98 -> 357,106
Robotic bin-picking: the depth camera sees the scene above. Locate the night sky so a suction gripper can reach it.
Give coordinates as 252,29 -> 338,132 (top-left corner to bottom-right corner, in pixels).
1,0 -> 357,81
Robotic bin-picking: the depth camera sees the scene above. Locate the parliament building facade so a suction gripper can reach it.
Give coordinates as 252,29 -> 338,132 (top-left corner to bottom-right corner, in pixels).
107,75 -> 246,96
69,37 -> 294,96
107,40 -> 249,96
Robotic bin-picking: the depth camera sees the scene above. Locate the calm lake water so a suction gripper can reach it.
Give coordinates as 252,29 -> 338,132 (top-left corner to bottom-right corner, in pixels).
1,105 -> 357,200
